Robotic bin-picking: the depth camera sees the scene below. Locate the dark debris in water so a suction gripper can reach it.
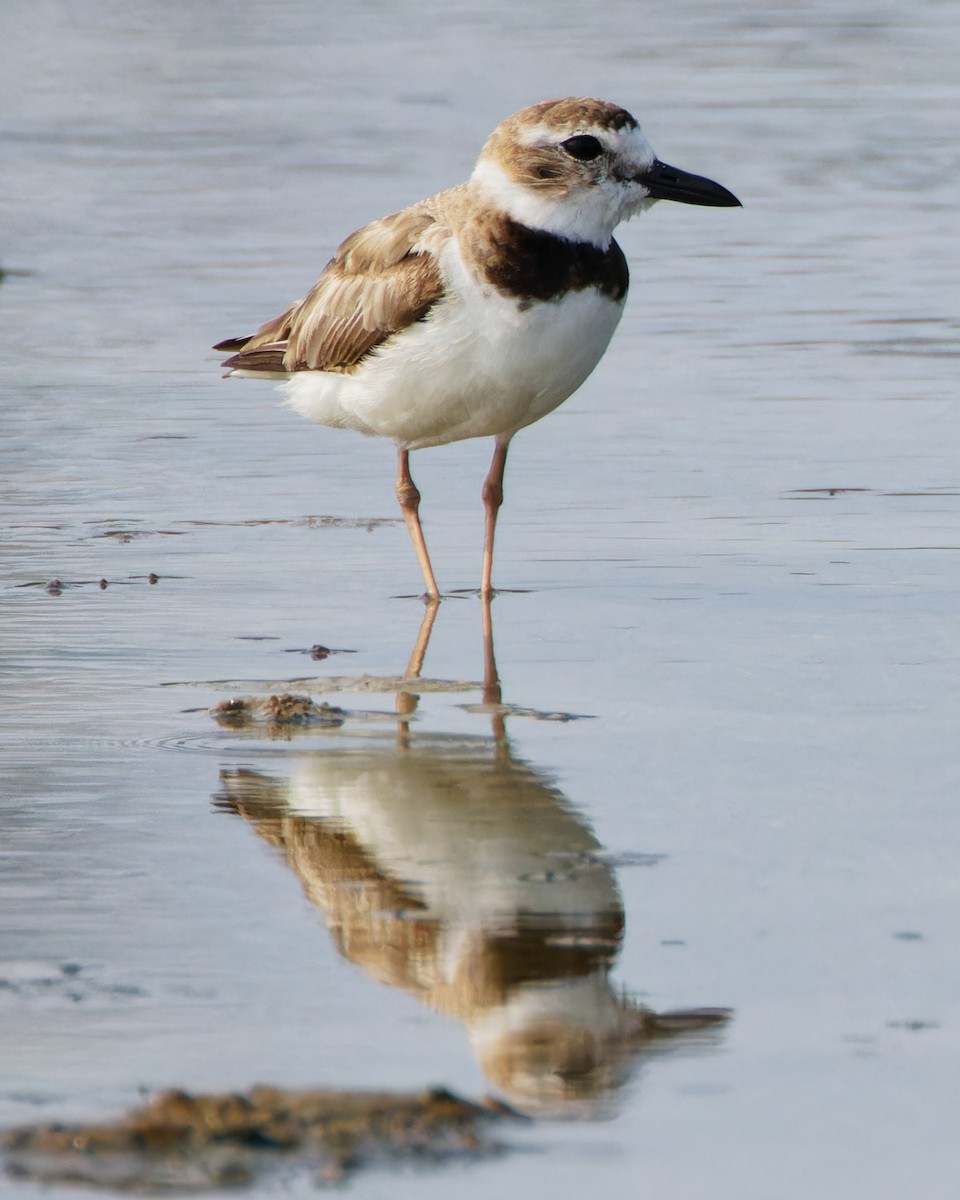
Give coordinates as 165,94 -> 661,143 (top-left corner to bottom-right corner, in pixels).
91,529 -> 187,542
210,694 -> 347,736
2,1084 -> 518,1190
786,487 -> 872,498
284,644 -> 359,660
0,961 -> 144,1006
785,487 -> 960,500
0,265 -> 34,284
182,515 -> 400,530
15,574 -> 168,592
458,702 -> 593,722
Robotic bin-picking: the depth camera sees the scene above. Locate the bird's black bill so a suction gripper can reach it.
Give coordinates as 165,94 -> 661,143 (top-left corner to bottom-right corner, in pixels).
639,160 -> 741,207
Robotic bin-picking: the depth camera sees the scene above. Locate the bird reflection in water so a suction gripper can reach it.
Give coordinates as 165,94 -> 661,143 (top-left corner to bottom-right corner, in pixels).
215,600 -> 728,1117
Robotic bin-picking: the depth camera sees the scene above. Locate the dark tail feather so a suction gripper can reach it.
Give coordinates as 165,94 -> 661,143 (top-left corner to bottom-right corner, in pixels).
213,335 -> 253,352
220,345 -> 289,373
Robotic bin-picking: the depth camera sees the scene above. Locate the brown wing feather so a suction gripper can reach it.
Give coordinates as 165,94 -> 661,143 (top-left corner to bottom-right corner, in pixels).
215,206 -> 446,376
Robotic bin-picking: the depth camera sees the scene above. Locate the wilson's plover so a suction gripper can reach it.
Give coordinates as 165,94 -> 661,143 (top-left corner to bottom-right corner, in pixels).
215,97 -> 740,597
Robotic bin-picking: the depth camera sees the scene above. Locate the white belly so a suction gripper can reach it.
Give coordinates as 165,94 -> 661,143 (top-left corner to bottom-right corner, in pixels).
282,272 -> 624,451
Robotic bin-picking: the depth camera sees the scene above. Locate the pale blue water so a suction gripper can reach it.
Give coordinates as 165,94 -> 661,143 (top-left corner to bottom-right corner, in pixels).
2,1 -> 959,1196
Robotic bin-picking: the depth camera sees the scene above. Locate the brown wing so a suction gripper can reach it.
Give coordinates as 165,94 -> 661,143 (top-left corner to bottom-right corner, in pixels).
214,206 -> 446,376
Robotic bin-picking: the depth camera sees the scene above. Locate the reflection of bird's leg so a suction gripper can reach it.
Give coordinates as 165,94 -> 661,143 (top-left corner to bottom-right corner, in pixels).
481,593 -> 500,705
481,591 -> 506,742
395,448 -> 440,600
480,439 -> 510,597
404,598 -> 441,681
396,594 -> 441,727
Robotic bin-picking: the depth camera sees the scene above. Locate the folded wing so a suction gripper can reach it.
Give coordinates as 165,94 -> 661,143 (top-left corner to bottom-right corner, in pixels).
215,206 -> 446,376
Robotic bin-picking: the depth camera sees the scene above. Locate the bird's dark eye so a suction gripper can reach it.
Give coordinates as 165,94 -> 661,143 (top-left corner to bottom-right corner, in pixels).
560,134 -> 604,162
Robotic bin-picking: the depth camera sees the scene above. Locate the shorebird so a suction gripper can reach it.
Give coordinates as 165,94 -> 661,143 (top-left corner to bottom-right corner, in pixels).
214,97 -> 740,598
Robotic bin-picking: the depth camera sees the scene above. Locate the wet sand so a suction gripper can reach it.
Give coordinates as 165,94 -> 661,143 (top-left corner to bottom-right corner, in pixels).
3,1085 -> 519,1189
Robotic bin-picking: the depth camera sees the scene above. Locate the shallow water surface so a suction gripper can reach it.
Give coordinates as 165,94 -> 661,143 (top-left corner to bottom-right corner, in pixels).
2,1 -> 959,1197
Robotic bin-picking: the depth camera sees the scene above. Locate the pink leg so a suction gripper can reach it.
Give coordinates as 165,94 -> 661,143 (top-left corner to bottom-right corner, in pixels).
395,448 -> 440,600
480,439 -> 510,597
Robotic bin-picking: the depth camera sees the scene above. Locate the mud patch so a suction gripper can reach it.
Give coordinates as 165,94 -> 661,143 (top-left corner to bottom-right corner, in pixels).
2,1085 -> 518,1190
210,694 -> 347,736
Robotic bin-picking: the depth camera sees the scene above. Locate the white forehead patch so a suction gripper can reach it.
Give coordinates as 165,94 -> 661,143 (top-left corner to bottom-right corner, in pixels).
516,121 -> 615,149
516,120 -> 655,165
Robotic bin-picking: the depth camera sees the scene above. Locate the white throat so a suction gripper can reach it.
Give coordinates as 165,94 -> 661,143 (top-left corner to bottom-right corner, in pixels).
472,158 -> 625,248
